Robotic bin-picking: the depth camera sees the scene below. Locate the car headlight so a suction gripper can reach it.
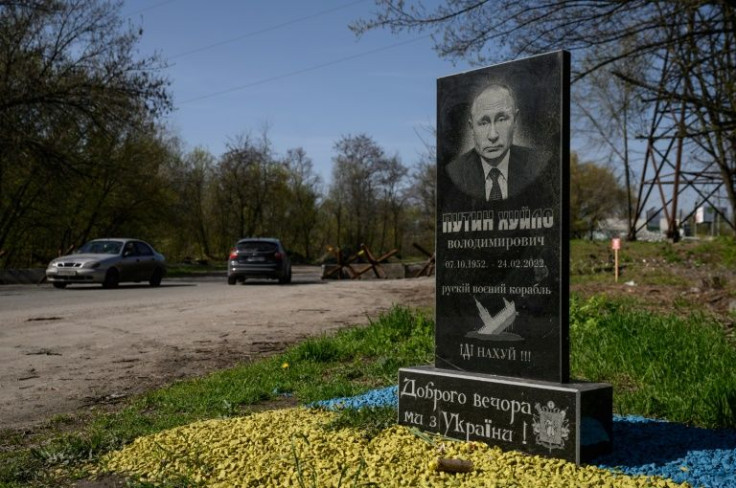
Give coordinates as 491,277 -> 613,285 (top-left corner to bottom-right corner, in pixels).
85,262 -> 101,269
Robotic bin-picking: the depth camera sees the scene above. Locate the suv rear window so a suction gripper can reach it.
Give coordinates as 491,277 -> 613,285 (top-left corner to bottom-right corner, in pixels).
237,241 -> 278,252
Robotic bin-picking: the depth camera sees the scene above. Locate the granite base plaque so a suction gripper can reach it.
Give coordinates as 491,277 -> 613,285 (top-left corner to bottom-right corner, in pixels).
398,366 -> 612,464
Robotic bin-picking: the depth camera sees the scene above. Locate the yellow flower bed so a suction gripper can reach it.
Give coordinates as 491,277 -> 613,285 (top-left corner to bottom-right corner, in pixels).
97,407 -> 689,487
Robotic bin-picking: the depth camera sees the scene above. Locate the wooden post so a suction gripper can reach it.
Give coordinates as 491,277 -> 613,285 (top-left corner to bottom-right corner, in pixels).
611,238 -> 621,282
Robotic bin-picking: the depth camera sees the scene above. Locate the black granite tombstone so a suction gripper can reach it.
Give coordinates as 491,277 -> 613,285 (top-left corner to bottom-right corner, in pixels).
398,51 -> 613,464
436,51 -> 569,382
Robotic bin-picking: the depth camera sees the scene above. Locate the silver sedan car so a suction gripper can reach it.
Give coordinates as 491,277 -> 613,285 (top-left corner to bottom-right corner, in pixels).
46,238 -> 167,289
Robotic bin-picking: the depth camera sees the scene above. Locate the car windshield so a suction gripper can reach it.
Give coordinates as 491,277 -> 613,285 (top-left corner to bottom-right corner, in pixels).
75,241 -> 123,255
237,241 -> 277,252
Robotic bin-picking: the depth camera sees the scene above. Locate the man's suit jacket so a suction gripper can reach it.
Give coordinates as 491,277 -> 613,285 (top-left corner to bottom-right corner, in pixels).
445,145 -> 539,202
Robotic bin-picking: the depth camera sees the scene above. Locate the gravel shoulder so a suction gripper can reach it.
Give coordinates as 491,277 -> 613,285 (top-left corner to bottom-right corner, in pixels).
0,267 -> 434,431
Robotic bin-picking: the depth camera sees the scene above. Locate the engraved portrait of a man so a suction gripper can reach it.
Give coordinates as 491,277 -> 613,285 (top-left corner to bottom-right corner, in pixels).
445,82 -> 547,204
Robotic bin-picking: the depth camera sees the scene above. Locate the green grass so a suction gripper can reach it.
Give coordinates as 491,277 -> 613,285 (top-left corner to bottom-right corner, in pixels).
2,297 -> 736,486
690,236 -> 736,267
570,294 -> 736,428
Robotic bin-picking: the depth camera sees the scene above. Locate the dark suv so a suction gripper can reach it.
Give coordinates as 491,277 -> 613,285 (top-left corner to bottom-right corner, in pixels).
227,238 -> 292,285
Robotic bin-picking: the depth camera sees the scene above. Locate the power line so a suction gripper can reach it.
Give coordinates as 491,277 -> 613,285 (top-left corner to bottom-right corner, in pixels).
179,35 -> 431,105
170,0 -> 369,60
126,0 -> 182,16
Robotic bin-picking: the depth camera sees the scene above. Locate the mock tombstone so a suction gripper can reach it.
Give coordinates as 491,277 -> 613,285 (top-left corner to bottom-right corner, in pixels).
399,51 -> 613,464
436,51 -> 568,382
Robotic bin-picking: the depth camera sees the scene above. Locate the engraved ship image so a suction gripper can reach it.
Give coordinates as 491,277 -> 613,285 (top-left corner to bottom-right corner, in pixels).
466,296 -> 523,341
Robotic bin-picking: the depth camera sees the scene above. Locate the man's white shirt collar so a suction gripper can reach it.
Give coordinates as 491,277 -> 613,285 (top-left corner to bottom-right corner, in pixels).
481,150 -> 510,200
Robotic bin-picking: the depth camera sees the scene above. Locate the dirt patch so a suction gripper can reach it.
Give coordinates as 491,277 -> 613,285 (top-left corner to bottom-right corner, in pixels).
571,242 -> 736,341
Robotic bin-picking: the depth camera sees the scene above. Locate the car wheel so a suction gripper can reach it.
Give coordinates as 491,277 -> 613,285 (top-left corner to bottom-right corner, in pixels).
227,275 -> 237,285
149,268 -> 163,287
52,282 -> 67,289
103,268 -> 120,288
279,268 -> 292,284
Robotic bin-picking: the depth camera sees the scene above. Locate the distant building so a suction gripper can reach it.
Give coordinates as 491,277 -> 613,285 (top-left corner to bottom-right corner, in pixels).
594,218 -> 667,241
646,208 -> 661,231
695,205 -> 728,224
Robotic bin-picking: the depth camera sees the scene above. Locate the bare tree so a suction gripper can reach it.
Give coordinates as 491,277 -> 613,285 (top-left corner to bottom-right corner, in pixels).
574,47 -> 649,239
330,134 -> 380,249
405,126 -> 436,253
167,145 -> 217,260
376,155 -> 408,251
214,132 -> 278,247
329,134 -> 408,252
283,147 -> 322,260
352,0 -> 736,239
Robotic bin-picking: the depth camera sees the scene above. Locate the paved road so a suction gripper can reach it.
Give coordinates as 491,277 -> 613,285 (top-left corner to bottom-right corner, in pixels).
0,268 -> 434,430
0,266 -> 321,316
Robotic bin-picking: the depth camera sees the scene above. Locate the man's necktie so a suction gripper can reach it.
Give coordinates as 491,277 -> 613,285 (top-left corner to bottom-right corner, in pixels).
487,168 -> 503,201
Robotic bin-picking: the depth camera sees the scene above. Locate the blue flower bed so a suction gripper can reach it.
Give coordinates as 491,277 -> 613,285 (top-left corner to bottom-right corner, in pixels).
313,386 -> 736,488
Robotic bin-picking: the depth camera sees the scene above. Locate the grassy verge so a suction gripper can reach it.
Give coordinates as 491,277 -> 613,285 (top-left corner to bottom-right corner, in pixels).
571,294 -> 736,428
2,297 -> 736,486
